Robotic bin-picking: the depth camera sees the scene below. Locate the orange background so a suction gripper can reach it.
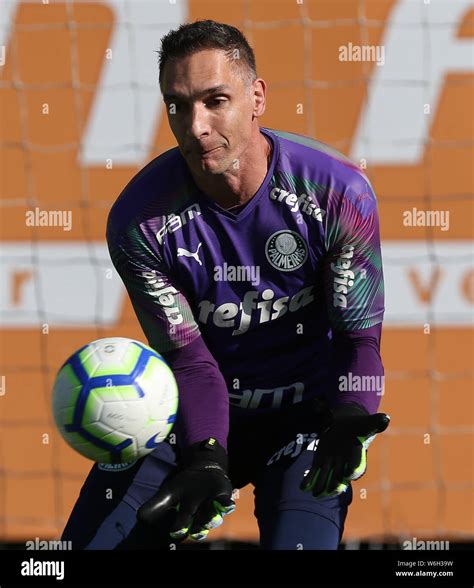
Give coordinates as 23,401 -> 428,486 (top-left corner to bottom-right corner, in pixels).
0,0 -> 472,544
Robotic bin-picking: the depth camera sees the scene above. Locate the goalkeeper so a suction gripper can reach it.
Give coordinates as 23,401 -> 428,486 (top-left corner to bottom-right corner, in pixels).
62,19 -> 389,550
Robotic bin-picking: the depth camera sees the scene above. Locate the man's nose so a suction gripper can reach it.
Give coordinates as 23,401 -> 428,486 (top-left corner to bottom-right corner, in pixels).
188,104 -> 211,140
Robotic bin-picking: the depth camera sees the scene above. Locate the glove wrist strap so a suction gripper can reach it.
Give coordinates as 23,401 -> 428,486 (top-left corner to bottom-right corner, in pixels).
181,437 -> 228,471
332,402 -> 369,420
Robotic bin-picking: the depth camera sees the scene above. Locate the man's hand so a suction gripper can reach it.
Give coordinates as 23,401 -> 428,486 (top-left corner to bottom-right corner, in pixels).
301,403 -> 390,498
137,438 -> 235,541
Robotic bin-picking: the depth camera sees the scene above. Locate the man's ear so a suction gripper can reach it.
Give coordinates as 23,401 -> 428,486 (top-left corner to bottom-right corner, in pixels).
252,78 -> 267,118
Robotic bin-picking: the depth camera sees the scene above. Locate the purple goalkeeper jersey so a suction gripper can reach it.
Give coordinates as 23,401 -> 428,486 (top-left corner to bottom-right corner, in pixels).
107,128 -> 385,446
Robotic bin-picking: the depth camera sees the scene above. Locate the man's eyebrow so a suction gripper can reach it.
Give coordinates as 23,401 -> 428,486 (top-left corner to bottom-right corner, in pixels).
163,85 -> 230,102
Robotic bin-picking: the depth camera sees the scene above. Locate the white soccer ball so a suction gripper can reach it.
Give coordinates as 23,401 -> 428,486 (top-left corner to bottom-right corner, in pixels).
52,337 -> 178,464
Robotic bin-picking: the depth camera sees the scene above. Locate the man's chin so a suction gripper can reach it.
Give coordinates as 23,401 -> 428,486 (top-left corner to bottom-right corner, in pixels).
189,157 -> 229,177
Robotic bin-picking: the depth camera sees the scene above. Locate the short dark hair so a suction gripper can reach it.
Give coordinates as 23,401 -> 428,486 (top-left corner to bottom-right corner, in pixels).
158,20 -> 257,88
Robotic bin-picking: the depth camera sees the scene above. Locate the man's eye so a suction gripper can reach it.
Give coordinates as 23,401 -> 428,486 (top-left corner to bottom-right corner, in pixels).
208,99 -> 226,107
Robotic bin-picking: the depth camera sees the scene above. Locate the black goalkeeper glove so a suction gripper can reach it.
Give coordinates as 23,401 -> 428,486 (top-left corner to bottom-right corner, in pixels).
301,403 -> 390,498
137,438 -> 235,541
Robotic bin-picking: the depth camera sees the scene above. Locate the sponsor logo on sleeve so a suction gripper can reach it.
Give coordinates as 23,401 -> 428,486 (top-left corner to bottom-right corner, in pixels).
142,270 -> 183,325
331,245 -> 355,308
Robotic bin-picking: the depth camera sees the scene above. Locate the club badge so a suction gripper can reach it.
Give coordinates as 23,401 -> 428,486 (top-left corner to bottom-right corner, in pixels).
265,230 -> 308,272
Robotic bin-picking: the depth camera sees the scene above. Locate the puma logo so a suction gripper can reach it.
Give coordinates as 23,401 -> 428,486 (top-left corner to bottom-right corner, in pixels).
177,242 -> 203,266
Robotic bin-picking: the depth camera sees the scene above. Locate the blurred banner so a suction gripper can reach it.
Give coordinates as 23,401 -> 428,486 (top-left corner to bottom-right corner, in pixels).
0,0 -> 473,544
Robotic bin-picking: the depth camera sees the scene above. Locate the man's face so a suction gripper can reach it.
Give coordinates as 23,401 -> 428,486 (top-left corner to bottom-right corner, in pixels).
161,49 -> 258,177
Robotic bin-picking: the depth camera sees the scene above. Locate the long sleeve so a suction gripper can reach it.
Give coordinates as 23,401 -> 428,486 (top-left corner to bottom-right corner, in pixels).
328,323 -> 384,414
322,178 -> 385,413
107,215 -> 229,450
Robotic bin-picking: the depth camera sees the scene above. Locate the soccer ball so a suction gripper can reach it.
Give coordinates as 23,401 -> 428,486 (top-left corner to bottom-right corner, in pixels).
52,337 -> 178,464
